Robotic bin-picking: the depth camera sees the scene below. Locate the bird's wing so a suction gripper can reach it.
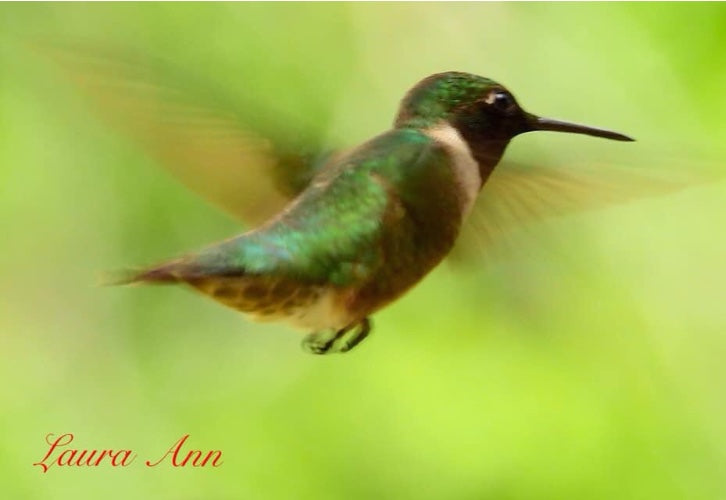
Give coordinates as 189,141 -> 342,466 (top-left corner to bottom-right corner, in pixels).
33,41 -> 330,226
452,160 -> 712,263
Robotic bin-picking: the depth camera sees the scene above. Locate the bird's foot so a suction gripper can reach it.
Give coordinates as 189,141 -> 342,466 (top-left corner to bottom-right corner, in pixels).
301,318 -> 371,355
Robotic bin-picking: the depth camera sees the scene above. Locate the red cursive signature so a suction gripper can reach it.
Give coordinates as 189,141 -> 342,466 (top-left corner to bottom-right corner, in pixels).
33,433 -> 222,472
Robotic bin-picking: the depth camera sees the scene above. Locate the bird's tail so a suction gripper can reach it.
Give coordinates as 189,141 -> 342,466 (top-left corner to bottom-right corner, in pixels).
99,259 -> 195,286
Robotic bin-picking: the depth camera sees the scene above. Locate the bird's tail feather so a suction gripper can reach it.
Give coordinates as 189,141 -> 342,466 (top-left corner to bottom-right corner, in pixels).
99,259 -> 194,286
99,256 -> 246,286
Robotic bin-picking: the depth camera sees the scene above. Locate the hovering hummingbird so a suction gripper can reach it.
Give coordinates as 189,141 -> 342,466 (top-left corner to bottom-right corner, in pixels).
123,71 -> 635,354
40,45 -> 690,354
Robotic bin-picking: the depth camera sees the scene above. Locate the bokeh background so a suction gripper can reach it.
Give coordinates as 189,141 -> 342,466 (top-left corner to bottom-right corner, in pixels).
2,3 -> 726,499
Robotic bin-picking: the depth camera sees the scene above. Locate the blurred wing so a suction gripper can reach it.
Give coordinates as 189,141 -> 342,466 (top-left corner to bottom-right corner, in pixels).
454,160 -> 713,263
34,41 -> 328,226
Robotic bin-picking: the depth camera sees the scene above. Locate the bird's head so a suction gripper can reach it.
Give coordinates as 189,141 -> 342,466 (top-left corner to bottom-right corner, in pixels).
395,71 -> 633,175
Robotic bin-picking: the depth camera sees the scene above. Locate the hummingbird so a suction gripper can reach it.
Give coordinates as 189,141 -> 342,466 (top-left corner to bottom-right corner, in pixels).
41,44 -> 681,355
120,71 -> 633,354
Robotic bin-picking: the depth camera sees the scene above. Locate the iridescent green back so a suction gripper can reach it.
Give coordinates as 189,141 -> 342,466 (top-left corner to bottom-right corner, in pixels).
175,127 -> 464,317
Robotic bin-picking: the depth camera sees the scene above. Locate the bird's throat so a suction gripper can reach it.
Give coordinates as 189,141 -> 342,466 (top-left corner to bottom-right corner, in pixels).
461,136 -> 510,186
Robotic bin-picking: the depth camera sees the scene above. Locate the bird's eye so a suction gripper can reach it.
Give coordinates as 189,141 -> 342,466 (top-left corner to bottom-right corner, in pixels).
486,91 -> 516,113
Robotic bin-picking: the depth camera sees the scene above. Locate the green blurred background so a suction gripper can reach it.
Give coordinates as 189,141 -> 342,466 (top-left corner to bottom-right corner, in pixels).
2,3 -> 726,499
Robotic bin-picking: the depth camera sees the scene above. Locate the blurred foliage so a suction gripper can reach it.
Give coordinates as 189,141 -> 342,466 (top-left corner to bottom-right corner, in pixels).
1,3 -> 726,500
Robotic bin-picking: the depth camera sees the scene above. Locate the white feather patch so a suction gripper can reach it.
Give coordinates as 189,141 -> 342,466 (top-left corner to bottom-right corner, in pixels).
247,288 -> 350,332
287,289 -> 349,331
424,124 -> 481,217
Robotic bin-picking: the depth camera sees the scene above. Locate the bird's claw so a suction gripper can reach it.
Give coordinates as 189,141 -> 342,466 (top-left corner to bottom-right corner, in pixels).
301,318 -> 371,355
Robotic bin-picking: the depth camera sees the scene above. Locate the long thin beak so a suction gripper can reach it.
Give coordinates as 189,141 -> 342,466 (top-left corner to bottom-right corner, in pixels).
527,114 -> 635,142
